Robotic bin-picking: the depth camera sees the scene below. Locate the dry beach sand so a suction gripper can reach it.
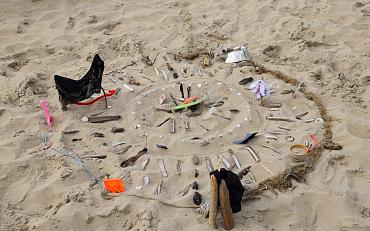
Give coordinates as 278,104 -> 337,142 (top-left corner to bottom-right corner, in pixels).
1,0 -> 370,230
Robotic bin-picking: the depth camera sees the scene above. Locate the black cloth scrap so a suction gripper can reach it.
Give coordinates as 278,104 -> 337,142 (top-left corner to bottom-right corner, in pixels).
210,168 -> 245,213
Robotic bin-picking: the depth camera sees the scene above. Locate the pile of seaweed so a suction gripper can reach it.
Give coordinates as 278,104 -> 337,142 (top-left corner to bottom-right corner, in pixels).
243,60 -> 342,200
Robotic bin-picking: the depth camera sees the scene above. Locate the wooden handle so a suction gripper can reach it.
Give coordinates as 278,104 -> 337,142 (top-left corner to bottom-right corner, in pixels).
208,175 -> 218,229
219,179 -> 234,230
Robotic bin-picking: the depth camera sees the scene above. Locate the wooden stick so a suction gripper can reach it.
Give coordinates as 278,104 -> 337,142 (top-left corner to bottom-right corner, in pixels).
265,116 -> 294,122
87,115 -> 121,123
157,117 -> 170,127
120,148 -> 148,168
219,180 -> 234,230
208,175 -> 218,229
81,155 -> 107,159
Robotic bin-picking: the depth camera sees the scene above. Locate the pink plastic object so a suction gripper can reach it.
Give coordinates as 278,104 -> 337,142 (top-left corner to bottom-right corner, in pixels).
40,99 -> 53,128
308,134 -> 318,152
310,134 -> 318,146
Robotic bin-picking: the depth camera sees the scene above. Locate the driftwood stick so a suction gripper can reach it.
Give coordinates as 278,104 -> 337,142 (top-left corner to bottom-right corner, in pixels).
120,148 -> 148,167
265,116 -> 294,122
209,175 -> 218,229
87,115 -> 121,123
219,180 -> 234,230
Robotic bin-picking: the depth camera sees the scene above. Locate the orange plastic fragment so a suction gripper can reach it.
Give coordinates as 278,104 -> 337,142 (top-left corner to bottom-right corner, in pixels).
103,178 -> 125,193
182,96 -> 199,105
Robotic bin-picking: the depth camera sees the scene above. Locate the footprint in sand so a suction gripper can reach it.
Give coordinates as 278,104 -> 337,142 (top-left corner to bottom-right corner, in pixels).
347,120 -> 370,139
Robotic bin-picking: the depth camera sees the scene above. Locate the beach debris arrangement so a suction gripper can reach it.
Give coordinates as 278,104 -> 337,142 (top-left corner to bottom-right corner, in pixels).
40,45 -> 331,230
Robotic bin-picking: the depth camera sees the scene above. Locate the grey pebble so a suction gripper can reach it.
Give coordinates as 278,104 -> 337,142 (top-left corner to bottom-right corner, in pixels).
192,155 -> 199,165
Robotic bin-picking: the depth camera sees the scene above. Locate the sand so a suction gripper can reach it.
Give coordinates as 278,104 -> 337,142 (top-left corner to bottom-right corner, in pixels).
0,0 -> 370,230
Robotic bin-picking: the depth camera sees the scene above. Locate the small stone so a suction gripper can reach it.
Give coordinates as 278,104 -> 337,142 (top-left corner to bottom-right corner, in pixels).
16,24 -> 23,34
192,181 -> 199,190
86,214 -> 94,224
111,127 -> 125,133
193,192 -> 202,205
61,168 -> 72,178
0,69 -> 6,76
194,169 -> 199,178
82,117 -> 89,123
186,108 -> 202,117
92,132 -> 104,137
200,140 -> 210,146
87,15 -> 98,24
173,72 -> 179,79
156,144 -> 168,149
192,155 -> 200,165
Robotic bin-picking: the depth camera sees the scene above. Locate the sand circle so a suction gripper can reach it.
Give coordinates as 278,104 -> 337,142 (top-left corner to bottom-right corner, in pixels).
122,77 -> 324,204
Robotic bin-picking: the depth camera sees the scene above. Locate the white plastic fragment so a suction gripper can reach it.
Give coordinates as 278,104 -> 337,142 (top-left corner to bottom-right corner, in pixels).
162,70 -> 168,82
225,46 -> 249,64
123,83 -> 135,92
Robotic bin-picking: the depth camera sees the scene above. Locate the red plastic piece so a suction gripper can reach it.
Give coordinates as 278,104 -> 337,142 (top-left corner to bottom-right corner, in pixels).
76,89 -> 116,106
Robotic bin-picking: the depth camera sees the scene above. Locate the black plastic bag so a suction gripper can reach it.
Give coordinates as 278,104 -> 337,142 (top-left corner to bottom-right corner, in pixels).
54,54 -> 104,110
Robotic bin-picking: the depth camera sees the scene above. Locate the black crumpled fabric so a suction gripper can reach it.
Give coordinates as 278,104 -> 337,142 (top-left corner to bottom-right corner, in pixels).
210,168 -> 245,213
54,54 -> 104,106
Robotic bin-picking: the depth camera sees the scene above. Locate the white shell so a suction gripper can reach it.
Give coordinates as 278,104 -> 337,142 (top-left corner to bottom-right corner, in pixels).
143,176 -> 150,186
286,136 -> 294,142
315,117 -> 324,124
